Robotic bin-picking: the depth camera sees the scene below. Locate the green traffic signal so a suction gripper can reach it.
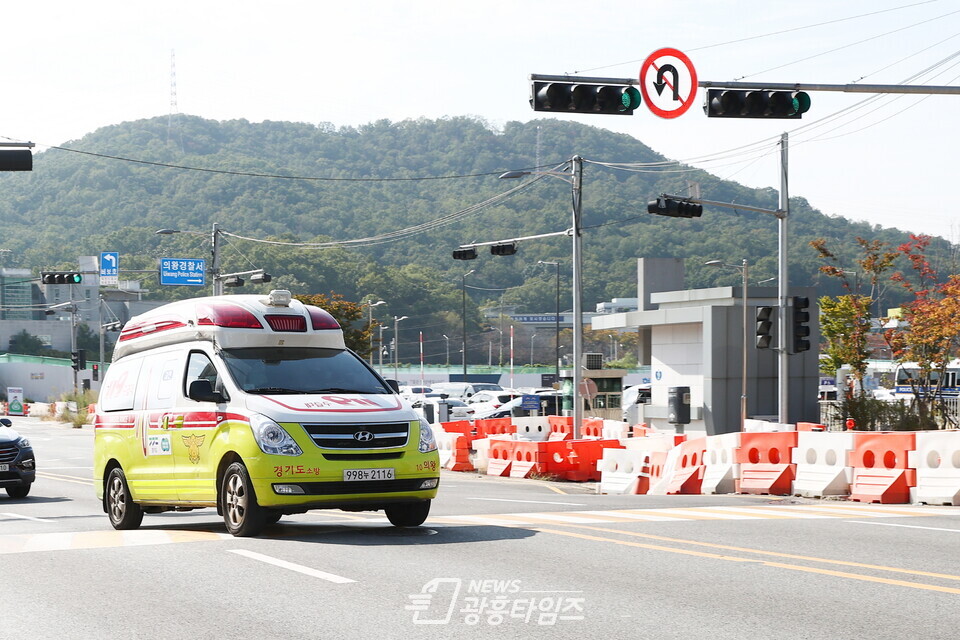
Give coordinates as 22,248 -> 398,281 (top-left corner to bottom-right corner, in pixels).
531,81 -> 641,115
705,89 -> 811,119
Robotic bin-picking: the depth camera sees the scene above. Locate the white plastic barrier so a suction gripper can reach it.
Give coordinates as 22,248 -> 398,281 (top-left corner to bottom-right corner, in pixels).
512,417 -> 551,442
597,448 -> 651,494
434,429 -> 456,469
702,432 -> 741,495
601,420 -> 630,441
623,434 -> 681,453
909,431 -> 960,506
791,431 -> 854,498
744,419 -> 796,432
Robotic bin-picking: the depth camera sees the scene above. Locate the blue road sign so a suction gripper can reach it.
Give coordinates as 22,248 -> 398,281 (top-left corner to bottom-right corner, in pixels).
520,394 -> 542,411
159,258 -> 206,286
100,251 -> 119,284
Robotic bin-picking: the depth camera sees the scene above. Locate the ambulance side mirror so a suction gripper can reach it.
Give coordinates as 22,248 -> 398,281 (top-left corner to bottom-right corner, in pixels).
385,379 -> 400,393
188,379 -> 227,404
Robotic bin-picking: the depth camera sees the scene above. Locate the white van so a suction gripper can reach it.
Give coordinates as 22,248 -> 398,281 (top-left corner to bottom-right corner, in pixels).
93,290 -> 440,537
431,381 -> 503,400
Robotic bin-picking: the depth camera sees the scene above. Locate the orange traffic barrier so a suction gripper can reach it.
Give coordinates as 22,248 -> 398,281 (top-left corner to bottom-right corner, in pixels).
486,439 -> 515,476
563,439 -> 624,481
796,422 -> 826,432
547,416 -> 573,441
849,432 -> 916,504
581,418 -> 604,439
446,433 -> 475,472
736,431 -> 798,495
510,441 -> 572,479
441,419 -> 475,441
475,418 -> 515,439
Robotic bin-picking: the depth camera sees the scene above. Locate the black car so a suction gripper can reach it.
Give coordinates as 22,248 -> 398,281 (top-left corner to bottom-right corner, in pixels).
0,418 -> 35,498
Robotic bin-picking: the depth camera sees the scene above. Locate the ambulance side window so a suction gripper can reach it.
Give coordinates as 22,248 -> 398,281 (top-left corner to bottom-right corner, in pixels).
185,352 -> 221,395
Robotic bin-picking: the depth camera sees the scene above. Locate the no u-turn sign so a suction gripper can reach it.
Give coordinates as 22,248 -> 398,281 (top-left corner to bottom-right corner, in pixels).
640,47 -> 698,119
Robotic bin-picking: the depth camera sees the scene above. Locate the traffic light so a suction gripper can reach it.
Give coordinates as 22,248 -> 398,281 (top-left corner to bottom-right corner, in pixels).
531,81 -> 642,115
41,271 -> 83,284
490,242 -> 517,256
71,349 -> 86,371
92,363 -> 100,381
647,198 -> 703,219
452,247 -> 478,261
791,296 -> 811,353
0,149 -> 32,171
705,89 -> 811,119
756,306 -> 773,349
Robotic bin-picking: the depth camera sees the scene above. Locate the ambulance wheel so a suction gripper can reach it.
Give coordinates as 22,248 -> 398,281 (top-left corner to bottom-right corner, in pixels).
385,500 -> 431,527
221,462 -> 266,537
106,467 -> 143,530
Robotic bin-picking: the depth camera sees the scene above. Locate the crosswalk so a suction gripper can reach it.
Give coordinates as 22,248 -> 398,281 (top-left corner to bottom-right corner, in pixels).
0,503 -> 955,554
428,503 -> 959,527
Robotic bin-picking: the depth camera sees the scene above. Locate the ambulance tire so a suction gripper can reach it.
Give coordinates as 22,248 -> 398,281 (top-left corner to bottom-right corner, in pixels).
106,467 -> 144,530
385,500 -> 431,527
221,462 -> 267,537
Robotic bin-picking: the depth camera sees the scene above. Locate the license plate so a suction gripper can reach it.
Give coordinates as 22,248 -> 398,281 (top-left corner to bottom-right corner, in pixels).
0,464 -> 8,472
343,467 -> 395,482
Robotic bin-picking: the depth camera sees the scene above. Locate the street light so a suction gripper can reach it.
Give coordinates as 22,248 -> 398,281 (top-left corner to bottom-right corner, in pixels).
530,334 -> 538,365
706,258 -> 749,431
538,260 -> 561,386
442,334 -> 450,366
502,156 -> 584,437
364,299 -> 386,365
378,325 -> 387,373
393,315 -> 408,381
461,269 -> 474,380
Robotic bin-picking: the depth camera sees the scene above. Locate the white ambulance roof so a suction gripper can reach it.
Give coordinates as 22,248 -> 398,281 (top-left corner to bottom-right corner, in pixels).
113,290 -> 346,361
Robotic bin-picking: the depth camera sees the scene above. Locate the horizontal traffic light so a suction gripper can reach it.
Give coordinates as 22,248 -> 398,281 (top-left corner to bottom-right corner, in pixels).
0,149 -> 32,171
705,89 -> 811,119
531,81 -> 642,115
41,271 -> 83,284
490,242 -> 517,256
452,247 -> 478,261
647,198 -> 703,219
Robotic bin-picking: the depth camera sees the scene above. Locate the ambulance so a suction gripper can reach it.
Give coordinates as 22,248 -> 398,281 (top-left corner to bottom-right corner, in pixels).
93,290 -> 440,537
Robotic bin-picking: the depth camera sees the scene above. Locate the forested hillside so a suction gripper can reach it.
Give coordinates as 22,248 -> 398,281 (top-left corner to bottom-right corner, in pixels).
0,115 -> 950,363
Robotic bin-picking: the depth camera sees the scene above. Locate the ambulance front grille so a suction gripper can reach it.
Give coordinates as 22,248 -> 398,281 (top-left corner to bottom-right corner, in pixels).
300,422 -> 410,450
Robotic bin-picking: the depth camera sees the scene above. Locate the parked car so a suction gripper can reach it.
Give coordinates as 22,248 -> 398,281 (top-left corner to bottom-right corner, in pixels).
621,384 -> 651,423
473,392 -> 562,420
466,389 -> 522,415
0,417 -> 36,498
431,382 -> 503,400
412,396 -> 475,423
399,385 -> 434,401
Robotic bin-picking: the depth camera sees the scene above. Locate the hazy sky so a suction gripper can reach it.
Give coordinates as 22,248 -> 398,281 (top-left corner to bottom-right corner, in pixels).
4,0 -> 959,241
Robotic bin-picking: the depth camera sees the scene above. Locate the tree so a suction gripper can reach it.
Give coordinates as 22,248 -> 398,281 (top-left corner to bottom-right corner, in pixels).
885,235 -> 960,428
6,330 -> 47,356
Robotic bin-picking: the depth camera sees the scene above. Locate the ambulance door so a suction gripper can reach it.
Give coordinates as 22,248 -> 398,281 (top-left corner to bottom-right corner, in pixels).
135,352 -> 182,502
173,350 -> 225,503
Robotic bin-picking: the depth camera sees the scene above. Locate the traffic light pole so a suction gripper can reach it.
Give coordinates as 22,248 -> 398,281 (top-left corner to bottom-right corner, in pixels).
777,133 -> 789,426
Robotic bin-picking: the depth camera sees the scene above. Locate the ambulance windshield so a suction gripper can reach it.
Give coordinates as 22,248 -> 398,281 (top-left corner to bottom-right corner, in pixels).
221,347 -> 391,395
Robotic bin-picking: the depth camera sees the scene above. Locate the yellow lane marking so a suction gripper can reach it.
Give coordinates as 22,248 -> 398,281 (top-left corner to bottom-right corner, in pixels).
35,471 -> 93,486
533,527 -> 960,595
543,524 -> 960,583
543,484 -> 568,495
0,529 -> 230,555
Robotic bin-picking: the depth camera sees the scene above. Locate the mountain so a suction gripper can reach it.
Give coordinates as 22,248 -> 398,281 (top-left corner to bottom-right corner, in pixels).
0,115 -> 949,361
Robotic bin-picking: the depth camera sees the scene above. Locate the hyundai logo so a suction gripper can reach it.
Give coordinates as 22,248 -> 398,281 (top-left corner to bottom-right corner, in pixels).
353,430 -> 375,442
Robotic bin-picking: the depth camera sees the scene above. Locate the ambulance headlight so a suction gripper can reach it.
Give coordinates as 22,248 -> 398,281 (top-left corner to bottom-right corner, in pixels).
250,414 -> 302,456
418,419 -> 437,454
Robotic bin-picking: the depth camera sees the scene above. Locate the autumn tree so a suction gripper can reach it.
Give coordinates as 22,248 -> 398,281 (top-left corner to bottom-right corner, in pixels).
294,293 -> 368,357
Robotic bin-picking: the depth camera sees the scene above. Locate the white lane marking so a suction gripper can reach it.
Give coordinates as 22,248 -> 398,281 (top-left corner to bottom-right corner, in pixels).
227,549 -> 356,583
467,498 -> 586,506
1,512 -> 54,523
845,521 -> 960,533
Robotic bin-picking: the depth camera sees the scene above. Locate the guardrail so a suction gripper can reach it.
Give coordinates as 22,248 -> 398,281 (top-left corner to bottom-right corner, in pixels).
819,397 -> 960,430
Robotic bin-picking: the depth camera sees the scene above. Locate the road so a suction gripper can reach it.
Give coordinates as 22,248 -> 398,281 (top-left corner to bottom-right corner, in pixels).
3,417 -> 960,639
